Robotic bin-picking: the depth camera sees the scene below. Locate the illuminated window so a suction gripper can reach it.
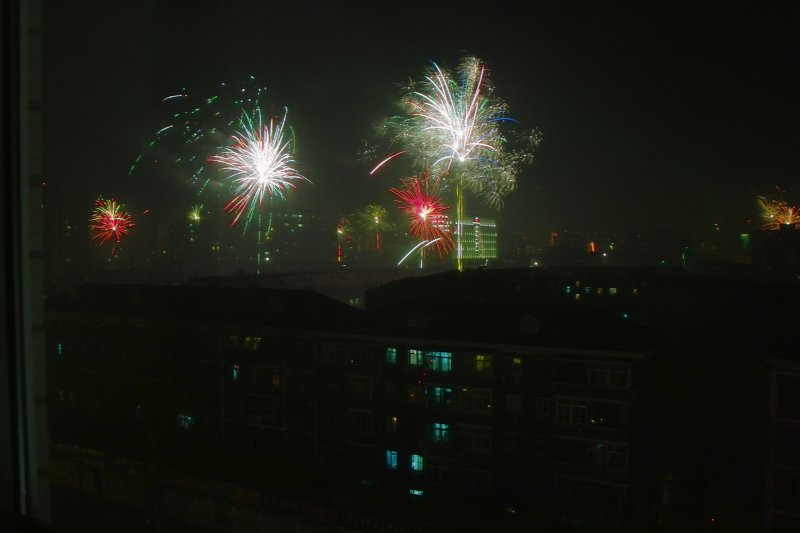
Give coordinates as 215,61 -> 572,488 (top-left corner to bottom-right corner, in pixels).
385,450 -> 398,469
177,414 -> 194,429
609,287 -> 617,295
387,416 -> 398,433
409,489 -> 424,496
243,336 -> 261,350
429,422 -> 449,442
232,364 -> 240,380
632,287 -> 639,296
475,354 -> 492,374
408,348 -> 423,366
583,286 -> 591,294
385,347 -> 397,364
575,293 -> 581,301
272,371 -> 281,386
56,343 -> 63,355
425,386 -> 454,407
564,285 -> 572,294
596,287 -> 604,295
410,453 -> 424,471
425,351 -> 452,372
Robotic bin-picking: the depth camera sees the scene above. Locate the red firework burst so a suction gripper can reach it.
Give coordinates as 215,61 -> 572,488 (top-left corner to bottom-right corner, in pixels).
89,197 -> 135,246
390,172 -> 454,256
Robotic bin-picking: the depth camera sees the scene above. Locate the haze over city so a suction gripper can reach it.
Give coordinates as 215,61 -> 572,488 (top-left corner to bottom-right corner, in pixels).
3,3 -> 799,533
44,2 -> 797,240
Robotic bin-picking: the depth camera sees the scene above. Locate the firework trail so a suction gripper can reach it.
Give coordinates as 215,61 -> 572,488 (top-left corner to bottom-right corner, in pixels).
211,107 -> 309,230
336,215 -> 352,263
89,197 -> 135,252
390,171 -> 454,257
128,76 -> 270,208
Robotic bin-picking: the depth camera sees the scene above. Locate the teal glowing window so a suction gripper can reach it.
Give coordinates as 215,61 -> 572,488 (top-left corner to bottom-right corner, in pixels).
432,422 -> 449,442
425,386 -> 454,406
424,351 -> 452,372
385,450 -> 398,469
564,285 -> 572,294
385,347 -> 397,364
56,343 -> 63,355
408,349 -> 423,366
232,364 -> 241,380
410,454 -> 424,471
177,414 -> 194,429
409,489 -> 424,496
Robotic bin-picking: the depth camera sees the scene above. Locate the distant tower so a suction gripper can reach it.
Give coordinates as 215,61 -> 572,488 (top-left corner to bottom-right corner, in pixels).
458,217 -> 498,261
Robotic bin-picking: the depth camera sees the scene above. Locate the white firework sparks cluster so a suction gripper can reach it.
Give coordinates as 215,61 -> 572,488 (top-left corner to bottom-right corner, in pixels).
212,108 -> 309,229
387,56 -> 540,208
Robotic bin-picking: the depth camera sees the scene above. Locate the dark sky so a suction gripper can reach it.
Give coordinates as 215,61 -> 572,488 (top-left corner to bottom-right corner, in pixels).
43,1 -> 799,237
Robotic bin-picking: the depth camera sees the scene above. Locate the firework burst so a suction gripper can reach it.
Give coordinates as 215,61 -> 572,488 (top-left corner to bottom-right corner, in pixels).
383,56 -> 541,208
89,197 -> 135,248
188,204 -> 203,223
758,196 -> 800,230
211,107 -> 309,230
355,204 -> 393,250
390,171 -> 454,257
128,76 -> 271,216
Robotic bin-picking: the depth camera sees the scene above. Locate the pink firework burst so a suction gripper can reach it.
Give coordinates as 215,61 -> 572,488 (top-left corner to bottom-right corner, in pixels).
390,171 -> 454,257
89,197 -> 135,247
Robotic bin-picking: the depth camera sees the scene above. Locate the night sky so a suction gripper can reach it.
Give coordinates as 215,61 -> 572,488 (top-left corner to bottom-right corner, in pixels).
43,1 -> 798,237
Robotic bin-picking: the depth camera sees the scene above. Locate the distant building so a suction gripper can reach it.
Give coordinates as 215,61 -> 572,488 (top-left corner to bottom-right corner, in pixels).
751,226 -> 800,279
47,266 -> 800,531
458,217 -> 497,261
766,355 -> 800,532
47,280 -> 660,531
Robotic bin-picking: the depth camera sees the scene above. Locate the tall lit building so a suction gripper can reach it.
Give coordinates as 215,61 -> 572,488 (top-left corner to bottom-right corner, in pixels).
458,217 -> 497,261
